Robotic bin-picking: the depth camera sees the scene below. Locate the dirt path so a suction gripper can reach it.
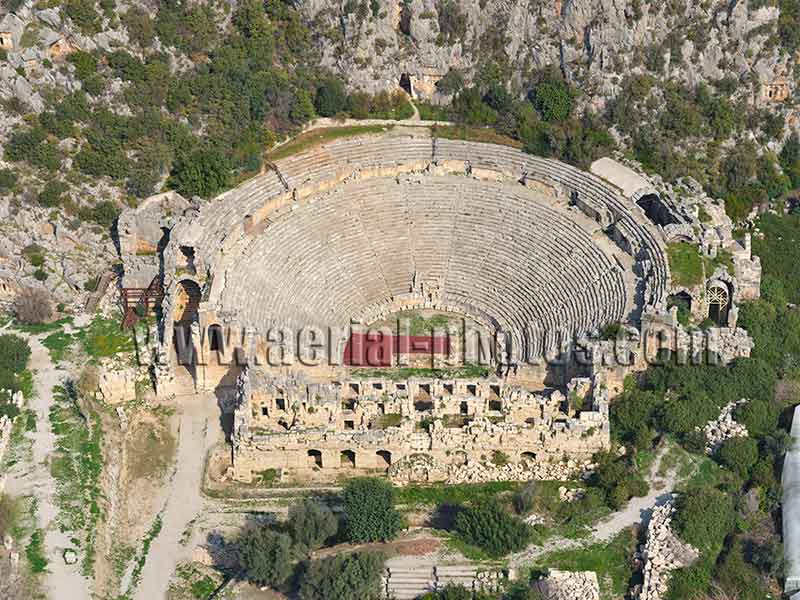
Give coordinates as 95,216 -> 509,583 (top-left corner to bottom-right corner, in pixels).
132,391 -> 220,600
508,447 -> 677,568
5,335 -> 92,600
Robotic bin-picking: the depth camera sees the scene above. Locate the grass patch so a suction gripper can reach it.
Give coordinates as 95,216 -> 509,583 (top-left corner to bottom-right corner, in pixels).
380,310 -> 455,335
667,242 -> 704,287
25,529 -> 48,574
703,248 -> 734,277
77,314 -> 134,360
42,329 -> 76,363
49,381 -> 104,576
13,317 -> 73,335
268,125 -> 394,161
126,514 -> 163,595
529,527 -> 638,599
418,102 -> 452,121
170,563 -> 223,600
349,363 -> 490,381
396,481 -> 522,507
432,124 -> 523,148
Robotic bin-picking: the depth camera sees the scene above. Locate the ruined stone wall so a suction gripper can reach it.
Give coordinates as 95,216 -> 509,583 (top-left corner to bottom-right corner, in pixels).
230,368 -> 609,482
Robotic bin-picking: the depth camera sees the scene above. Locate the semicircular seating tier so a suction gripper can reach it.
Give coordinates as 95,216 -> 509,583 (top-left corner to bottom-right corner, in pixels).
173,133 -> 670,355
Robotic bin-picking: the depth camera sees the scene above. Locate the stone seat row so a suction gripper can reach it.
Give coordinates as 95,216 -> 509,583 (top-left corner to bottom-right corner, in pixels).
221,176 -> 629,347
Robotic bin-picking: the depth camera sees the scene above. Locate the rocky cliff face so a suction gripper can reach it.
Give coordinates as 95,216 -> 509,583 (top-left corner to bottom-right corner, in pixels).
302,0 -> 793,110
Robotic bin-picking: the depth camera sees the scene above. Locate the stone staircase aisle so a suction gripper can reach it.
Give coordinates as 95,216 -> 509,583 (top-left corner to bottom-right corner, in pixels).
384,566 -> 435,599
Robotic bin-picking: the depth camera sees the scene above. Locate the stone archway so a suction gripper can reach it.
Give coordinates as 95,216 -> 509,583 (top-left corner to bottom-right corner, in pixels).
208,323 -> 224,352
340,450 -> 356,468
667,291 -> 693,326
399,73 -> 413,97
707,281 -> 730,326
173,279 -> 201,324
308,449 -> 322,468
376,450 -> 392,468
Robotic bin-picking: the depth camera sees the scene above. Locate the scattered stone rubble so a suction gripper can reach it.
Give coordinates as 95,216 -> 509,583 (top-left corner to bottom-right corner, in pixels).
444,458 -> 593,486
533,569 -> 600,600
0,388 -> 22,493
634,502 -> 699,600
558,486 -> 586,502
702,400 -> 749,454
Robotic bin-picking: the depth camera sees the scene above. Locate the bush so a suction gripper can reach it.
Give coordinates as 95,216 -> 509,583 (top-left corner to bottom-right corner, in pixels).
419,584 -> 490,600
673,487 -> 735,551
78,200 -> 120,228
314,79 -> 348,117
290,89 -> 316,124
298,551 -> 385,600
530,78 -> 573,122
0,168 -> 16,192
13,287 -> 54,325
288,500 -> 338,551
453,499 -> 532,557
0,334 -> 31,374
717,436 -> 759,479
65,0 -> 101,32
238,527 -> 293,588
343,478 -> 403,542
589,451 -> 649,509
170,148 -> 229,198
37,180 -> 69,208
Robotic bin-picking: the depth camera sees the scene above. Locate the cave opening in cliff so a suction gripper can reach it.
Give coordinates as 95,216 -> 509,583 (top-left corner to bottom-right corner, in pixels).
399,73 -> 413,97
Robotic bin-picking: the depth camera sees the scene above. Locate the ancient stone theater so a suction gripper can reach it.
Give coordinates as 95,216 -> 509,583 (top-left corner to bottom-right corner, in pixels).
117,127 -> 760,485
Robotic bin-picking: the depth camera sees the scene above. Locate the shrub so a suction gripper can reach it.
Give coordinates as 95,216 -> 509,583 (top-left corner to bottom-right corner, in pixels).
0,168 -> 16,192
0,334 -> 31,374
589,451 -> 649,509
170,148 -> 229,198
314,79 -> 348,117
453,499 -> 532,557
342,477 -> 403,543
530,78 -> 573,122
238,527 -> 293,588
38,180 -> 68,208
290,89 -> 316,124
78,200 -> 120,228
14,287 -> 55,325
288,500 -> 338,551
65,0 -> 101,34
733,400 -> 778,438
673,487 -> 735,551
298,551 -> 385,600
717,436 -> 759,478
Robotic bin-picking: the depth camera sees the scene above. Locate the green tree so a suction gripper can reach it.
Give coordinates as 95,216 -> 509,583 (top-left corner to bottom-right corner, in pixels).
0,334 -> 31,374
38,180 -> 68,208
288,500 -> 338,551
717,436 -> 759,479
290,89 -> 316,124
298,551 -> 385,600
314,79 -> 348,117
0,168 -> 17,192
673,487 -> 735,551
453,499 -> 532,557
342,477 -> 403,543
238,527 -> 293,588
530,79 -> 573,122
170,148 -> 229,198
